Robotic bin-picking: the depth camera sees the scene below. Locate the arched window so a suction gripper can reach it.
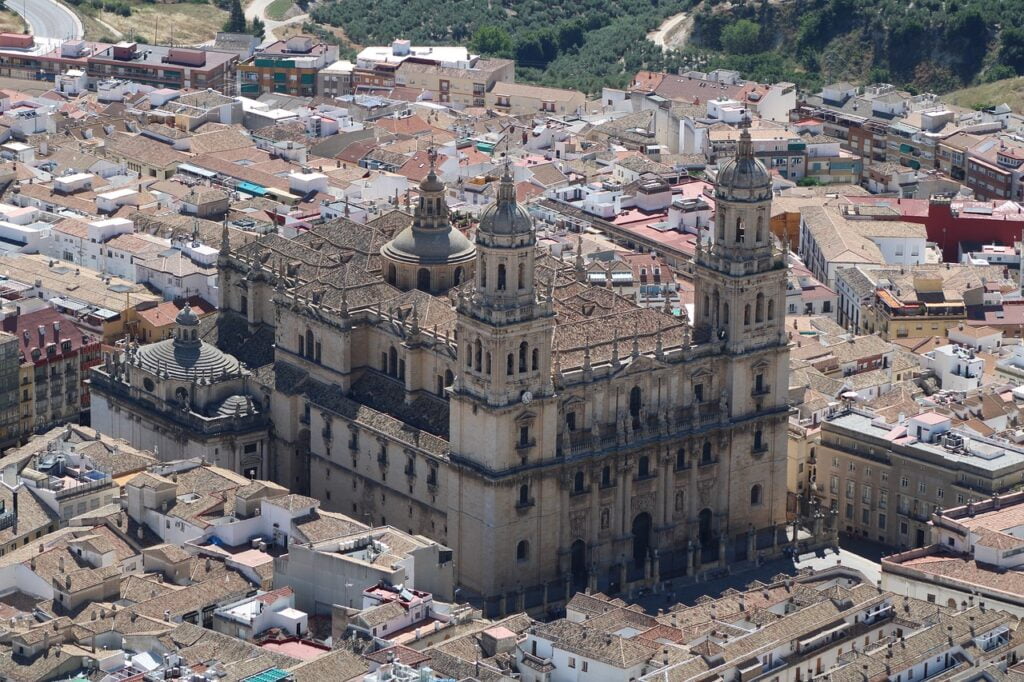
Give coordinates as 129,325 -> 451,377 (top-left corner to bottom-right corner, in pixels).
755,216 -> 763,243
767,298 -> 775,321
701,442 -> 712,465
676,448 -> 686,470
305,330 -> 314,359
387,264 -> 397,284
750,484 -> 763,506
388,346 -> 397,377
601,465 -> 611,487
532,348 -> 539,371
703,294 -> 710,318
755,293 -> 764,323
417,267 -> 431,292
638,456 -> 650,478
485,353 -> 492,374
519,484 -> 529,506
717,217 -> 725,241
507,353 -> 514,376
497,264 -> 507,291
573,471 -> 585,493
474,339 -> 482,372
465,344 -> 472,368
516,540 -> 529,561
723,302 -> 730,325
754,429 -> 764,450
735,216 -> 744,243
519,342 -> 528,373
629,386 -> 642,418
454,266 -> 464,285
480,264 -> 487,288
518,262 -> 526,290
744,304 -> 751,326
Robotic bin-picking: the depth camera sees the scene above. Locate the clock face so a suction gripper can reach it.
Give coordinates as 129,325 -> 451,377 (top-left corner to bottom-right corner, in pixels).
522,391 -> 533,404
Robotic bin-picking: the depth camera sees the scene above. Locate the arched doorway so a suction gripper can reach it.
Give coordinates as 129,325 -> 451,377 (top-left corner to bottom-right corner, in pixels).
632,512 -> 652,567
570,539 -> 587,588
698,508 -> 716,563
698,508 -> 713,545
417,268 -> 431,291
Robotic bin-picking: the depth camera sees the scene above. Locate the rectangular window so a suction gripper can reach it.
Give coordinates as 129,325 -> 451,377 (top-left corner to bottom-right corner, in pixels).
846,480 -> 855,499
830,476 -> 839,494
878,513 -> 887,530
862,508 -> 870,524
879,489 -> 888,509
568,657 -> 576,669
846,503 -> 853,520
900,521 -> 908,535
862,485 -> 872,504
918,481 -> 927,494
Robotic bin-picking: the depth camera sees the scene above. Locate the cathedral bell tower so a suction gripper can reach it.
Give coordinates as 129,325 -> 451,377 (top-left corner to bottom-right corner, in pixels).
450,163 -> 558,471
693,118 -> 789,421
448,161 -> 560,596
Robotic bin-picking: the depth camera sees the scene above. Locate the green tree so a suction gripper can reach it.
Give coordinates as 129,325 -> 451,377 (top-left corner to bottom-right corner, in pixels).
1001,27 -> 1024,75
720,19 -> 760,55
250,16 -> 266,39
470,25 -> 513,58
224,0 -> 247,33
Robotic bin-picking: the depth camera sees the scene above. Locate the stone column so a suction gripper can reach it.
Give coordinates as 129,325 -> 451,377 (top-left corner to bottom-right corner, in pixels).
620,462 -> 633,536
718,530 -> 728,568
589,470 -> 601,544
652,549 -> 661,587
613,462 -> 625,538
747,524 -> 756,562
689,541 -> 699,575
657,450 -> 671,530
618,554 -> 628,592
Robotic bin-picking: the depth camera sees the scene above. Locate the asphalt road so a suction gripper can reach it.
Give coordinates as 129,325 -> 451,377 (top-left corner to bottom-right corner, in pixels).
10,0 -> 83,40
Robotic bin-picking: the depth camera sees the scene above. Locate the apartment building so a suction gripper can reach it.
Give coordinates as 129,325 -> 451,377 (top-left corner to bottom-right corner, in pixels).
965,136 -> 1024,201
813,406 -> 1024,550
798,204 -> 928,287
238,36 -> 340,97
485,81 -> 586,116
396,58 -> 514,108
854,264 -> 1012,341
3,307 -> 101,438
708,125 -> 863,183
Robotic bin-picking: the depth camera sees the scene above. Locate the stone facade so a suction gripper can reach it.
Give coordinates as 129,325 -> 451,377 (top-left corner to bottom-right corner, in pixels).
217,139 -> 791,609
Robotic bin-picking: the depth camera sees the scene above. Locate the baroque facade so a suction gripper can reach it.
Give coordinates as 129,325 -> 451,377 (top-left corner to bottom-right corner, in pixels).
216,130 -> 790,608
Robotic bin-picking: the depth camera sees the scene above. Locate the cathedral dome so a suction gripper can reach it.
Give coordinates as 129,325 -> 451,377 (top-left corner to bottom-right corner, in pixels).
134,338 -> 243,381
716,126 -> 771,202
477,165 -> 532,237
477,199 -> 532,236
382,220 -> 476,266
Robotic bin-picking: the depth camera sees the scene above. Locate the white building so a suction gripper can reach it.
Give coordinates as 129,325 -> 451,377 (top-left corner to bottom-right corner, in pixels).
213,586 -> 308,640
921,344 -> 984,392
948,324 -> 1002,353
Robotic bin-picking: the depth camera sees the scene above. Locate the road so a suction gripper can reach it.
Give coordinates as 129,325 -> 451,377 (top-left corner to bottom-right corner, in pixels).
245,0 -> 308,47
10,0 -> 83,40
647,10 -> 694,52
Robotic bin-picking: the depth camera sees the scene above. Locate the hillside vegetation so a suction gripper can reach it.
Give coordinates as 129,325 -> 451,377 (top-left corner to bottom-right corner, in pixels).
309,0 -> 1024,97
946,77 -> 1024,114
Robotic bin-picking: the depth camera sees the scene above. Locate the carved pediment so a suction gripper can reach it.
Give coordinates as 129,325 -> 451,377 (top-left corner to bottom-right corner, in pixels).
614,354 -> 664,377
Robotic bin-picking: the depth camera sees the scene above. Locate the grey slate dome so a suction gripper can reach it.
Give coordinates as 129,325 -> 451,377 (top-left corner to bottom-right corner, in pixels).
133,303 -> 244,380
716,125 -> 771,202
477,165 -> 532,237
135,339 -> 243,381
380,150 -> 476,267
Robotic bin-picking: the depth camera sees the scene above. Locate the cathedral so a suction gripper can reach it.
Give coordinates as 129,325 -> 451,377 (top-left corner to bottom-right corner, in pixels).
216,131 -> 790,611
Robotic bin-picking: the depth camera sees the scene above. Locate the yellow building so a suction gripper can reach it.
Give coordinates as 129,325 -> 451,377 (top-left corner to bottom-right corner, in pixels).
485,81 -> 586,116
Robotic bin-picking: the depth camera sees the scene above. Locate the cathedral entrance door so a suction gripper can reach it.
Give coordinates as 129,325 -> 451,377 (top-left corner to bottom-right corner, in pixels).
570,540 -> 587,588
698,508 -> 717,563
632,512 -> 652,568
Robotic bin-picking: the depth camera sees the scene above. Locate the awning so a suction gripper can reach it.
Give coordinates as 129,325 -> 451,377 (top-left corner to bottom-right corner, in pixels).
178,163 -> 217,179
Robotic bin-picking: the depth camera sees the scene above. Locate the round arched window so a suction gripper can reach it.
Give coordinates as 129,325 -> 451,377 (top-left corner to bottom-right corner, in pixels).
143,378 -> 155,392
